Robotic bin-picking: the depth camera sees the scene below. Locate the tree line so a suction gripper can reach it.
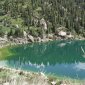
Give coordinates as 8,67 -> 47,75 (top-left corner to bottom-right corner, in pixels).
0,0 -> 85,37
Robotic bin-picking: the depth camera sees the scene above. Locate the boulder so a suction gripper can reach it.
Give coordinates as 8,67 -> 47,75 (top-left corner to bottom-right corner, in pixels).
51,81 -> 57,85
0,37 -> 7,44
58,31 -> 66,37
28,35 -> 34,42
67,34 -> 74,39
48,34 -> 54,39
37,37 -> 42,42
40,18 -> 47,30
41,38 -> 49,42
23,31 -> 27,38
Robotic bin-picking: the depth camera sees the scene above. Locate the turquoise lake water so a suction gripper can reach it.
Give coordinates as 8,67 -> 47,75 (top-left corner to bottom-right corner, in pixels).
0,40 -> 85,79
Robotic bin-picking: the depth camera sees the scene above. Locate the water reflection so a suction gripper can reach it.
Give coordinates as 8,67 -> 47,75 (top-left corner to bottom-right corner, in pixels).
1,40 -> 85,79
10,40 -> 85,64
0,60 -> 8,67
74,62 -> 85,70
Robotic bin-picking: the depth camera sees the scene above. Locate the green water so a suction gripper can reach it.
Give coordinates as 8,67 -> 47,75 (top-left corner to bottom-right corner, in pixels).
0,40 -> 85,79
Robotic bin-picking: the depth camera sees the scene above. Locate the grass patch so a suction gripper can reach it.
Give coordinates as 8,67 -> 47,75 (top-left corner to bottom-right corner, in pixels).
0,47 -> 14,60
11,18 -> 24,27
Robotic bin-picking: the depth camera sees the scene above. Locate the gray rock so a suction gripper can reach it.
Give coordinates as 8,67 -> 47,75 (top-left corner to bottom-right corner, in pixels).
23,31 -> 27,38
37,37 -> 42,42
48,34 -> 53,39
58,31 -> 66,37
51,81 -> 57,85
40,18 -> 47,30
28,35 -> 34,42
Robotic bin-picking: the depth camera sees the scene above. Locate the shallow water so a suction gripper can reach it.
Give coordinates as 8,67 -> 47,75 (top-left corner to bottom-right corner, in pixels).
0,40 -> 85,79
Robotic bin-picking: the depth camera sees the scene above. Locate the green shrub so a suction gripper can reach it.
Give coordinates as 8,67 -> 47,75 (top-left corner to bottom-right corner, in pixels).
0,25 -> 6,37
7,28 -> 15,37
7,27 -> 24,37
0,9 -> 5,16
14,28 -> 24,37
29,26 -> 42,37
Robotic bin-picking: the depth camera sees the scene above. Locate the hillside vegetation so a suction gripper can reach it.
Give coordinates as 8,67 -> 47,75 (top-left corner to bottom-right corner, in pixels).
0,0 -> 85,38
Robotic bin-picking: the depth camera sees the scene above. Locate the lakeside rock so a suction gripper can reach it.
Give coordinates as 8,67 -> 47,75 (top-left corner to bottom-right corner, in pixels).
0,67 -> 49,85
47,34 -> 54,39
51,81 -> 57,85
0,67 -> 84,85
27,35 -> 34,42
0,32 -> 85,49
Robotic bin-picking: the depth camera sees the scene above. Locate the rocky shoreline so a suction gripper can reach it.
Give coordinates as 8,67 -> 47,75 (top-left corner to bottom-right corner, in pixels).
0,26 -> 85,48
0,33 -> 85,49
0,67 -> 84,85
0,67 -> 49,85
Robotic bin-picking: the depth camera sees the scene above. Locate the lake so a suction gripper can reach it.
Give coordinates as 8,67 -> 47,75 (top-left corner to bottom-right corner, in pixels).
0,40 -> 85,79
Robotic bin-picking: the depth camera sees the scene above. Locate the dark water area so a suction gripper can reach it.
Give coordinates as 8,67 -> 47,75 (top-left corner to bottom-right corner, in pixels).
0,40 -> 85,79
